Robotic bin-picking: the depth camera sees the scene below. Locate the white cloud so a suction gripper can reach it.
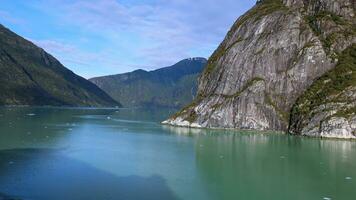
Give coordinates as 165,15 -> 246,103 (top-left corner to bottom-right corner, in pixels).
30,0 -> 255,76
31,38 -> 144,78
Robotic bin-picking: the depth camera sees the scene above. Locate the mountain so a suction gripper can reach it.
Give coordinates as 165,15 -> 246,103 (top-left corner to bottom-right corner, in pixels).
0,24 -> 120,107
289,45 -> 355,139
163,0 -> 355,139
90,58 -> 207,108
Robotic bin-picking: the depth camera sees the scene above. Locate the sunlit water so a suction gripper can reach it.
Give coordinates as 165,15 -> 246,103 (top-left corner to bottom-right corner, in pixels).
0,107 -> 355,200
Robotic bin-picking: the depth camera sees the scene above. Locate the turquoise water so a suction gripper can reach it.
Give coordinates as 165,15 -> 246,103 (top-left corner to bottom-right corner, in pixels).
0,107 -> 355,200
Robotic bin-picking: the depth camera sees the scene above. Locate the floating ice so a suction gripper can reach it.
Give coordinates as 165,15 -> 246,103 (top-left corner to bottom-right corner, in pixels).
323,197 -> 332,200
345,177 -> 352,180
26,113 -> 36,116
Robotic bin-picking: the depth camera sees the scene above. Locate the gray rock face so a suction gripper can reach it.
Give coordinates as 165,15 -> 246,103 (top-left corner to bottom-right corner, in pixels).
163,0 -> 355,137
289,45 -> 356,139
295,87 -> 356,139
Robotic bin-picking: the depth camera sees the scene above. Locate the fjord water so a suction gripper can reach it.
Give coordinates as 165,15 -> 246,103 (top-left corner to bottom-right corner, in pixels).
0,107 -> 355,200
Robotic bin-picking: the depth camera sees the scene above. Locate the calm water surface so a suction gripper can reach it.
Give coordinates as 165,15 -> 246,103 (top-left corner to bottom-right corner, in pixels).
0,107 -> 355,200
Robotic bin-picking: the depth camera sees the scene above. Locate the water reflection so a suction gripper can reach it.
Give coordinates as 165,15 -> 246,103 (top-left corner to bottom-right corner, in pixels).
162,125 -> 205,135
0,107 -> 355,200
194,133 -> 356,200
0,148 -> 179,200
0,193 -> 21,200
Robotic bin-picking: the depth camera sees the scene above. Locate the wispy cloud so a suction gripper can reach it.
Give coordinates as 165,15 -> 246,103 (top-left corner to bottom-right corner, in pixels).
34,0 -> 253,65
5,0 -> 254,77
0,10 -> 25,25
32,38 -> 146,78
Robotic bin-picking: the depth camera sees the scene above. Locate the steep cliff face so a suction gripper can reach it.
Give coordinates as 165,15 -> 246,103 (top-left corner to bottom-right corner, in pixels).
163,0 -> 355,133
289,45 -> 355,139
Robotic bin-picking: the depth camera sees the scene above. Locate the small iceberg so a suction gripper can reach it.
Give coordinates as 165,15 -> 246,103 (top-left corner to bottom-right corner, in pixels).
26,113 -> 36,116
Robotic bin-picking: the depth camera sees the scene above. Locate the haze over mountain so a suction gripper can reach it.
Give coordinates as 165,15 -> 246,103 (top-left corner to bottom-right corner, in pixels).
0,24 -> 120,107
90,58 -> 207,108
164,0 -> 356,139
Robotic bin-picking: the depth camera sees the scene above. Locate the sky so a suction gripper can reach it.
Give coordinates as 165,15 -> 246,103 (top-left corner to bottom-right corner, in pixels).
0,0 -> 255,78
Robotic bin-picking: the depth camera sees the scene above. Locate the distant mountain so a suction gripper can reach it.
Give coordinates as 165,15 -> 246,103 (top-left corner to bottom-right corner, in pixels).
90,58 -> 207,108
0,24 -> 120,107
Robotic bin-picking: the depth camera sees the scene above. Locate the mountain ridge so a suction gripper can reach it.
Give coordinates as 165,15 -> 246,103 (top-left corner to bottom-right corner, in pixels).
0,24 -> 121,107
90,57 -> 207,108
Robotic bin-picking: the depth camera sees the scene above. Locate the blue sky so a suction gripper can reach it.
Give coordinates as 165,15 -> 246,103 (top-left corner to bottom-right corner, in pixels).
0,0 -> 255,78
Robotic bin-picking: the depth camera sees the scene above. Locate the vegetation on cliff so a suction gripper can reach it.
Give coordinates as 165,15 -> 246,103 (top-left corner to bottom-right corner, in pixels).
289,45 -> 356,134
202,0 -> 287,79
164,0 -> 355,137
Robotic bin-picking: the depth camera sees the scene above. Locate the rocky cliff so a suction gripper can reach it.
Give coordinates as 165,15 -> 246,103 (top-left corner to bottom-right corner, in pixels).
0,24 -> 121,107
163,0 -> 355,138
90,58 -> 207,108
289,45 -> 355,139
